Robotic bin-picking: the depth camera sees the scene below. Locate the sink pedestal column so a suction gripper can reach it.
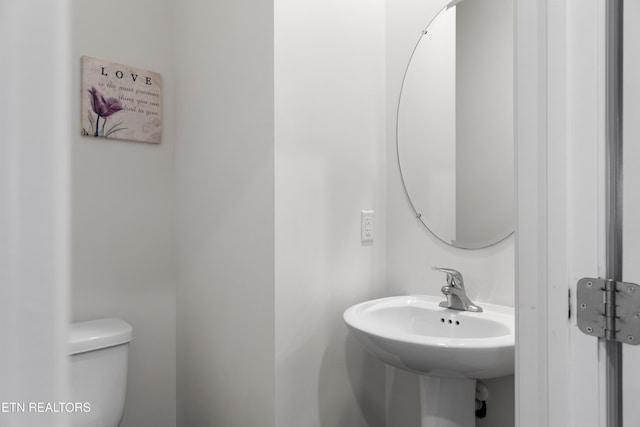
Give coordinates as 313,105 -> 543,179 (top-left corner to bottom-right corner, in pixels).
419,375 -> 476,427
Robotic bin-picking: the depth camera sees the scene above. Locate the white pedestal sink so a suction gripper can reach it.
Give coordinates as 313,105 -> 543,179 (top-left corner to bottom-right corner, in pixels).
343,295 -> 514,427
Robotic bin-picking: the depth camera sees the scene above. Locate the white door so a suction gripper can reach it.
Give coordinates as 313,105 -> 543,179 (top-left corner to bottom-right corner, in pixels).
517,1 -> 640,426
622,1 -> 640,424
516,0 -> 609,426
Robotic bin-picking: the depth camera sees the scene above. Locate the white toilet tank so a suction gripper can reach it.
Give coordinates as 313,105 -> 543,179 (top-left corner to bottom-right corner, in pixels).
69,318 -> 133,427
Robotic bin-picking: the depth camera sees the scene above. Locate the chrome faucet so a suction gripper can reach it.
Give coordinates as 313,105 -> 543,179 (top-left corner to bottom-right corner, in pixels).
432,267 -> 483,312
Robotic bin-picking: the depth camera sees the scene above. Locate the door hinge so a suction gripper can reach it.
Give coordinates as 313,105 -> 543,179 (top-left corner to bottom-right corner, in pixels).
577,277 -> 640,345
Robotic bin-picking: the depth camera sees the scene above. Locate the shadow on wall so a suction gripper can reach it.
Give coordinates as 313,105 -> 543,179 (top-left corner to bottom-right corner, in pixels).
477,375 -> 515,427
386,368 -> 422,425
317,327 -> 386,427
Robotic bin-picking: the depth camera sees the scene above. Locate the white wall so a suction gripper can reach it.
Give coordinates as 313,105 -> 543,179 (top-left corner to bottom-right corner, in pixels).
386,0 -> 514,425
174,1 -> 275,426
71,1 -> 177,426
0,2 -> 71,426
274,0 -> 387,425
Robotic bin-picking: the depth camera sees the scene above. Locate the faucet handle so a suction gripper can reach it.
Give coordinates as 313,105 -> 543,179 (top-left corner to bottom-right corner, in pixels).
432,267 -> 464,288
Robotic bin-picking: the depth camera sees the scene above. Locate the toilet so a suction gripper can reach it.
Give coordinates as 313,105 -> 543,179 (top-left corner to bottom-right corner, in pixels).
69,318 -> 133,427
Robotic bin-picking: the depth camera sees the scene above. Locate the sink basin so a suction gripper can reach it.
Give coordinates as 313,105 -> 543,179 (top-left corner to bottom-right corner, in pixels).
344,295 -> 514,427
343,294 -> 515,378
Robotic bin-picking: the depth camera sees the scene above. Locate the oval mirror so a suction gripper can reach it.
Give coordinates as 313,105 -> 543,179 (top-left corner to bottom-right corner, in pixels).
396,0 -> 514,249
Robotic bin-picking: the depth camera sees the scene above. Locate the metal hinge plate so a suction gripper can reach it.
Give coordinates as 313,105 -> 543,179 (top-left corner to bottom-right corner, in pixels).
577,277 -> 640,345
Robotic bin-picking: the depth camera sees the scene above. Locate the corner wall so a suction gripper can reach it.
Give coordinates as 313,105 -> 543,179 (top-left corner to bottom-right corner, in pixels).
174,1 -> 275,426
274,0 -> 388,425
71,1 -> 177,426
386,0 -> 515,425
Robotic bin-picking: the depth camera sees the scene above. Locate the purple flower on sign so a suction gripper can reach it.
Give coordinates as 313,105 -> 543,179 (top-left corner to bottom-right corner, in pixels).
87,86 -> 123,137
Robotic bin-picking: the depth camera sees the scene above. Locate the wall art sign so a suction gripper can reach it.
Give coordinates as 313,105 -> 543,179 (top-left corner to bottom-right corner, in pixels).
81,56 -> 162,144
